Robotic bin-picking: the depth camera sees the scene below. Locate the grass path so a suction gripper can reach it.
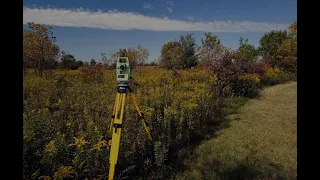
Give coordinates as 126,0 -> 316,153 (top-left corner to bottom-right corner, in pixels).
176,82 -> 297,180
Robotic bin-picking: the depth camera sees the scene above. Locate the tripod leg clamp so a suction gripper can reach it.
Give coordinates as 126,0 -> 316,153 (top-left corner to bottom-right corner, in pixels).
113,123 -> 122,133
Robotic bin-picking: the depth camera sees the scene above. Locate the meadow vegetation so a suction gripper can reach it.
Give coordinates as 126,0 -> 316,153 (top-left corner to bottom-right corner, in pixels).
23,21 -> 296,179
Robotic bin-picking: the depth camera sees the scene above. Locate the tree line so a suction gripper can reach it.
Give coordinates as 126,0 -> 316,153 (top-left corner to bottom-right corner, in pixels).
23,21 -> 296,77
23,22 -> 152,77
159,21 -> 296,74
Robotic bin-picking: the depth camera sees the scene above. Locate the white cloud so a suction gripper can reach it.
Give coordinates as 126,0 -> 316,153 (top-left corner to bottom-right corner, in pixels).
23,7 -> 288,32
143,3 -> 153,9
166,0 -> 174,13
185,16 -> 195,21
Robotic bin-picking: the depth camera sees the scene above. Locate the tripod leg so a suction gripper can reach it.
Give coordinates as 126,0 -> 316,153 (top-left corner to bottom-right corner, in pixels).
108,93 -> 126,180
129,92 -> 152,140
108,93 -> 120,145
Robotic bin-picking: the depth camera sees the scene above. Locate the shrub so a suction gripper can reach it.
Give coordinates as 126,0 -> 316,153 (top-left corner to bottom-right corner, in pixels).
208,58 -> 262,98
79,65 -> 105,83
261,67 -> 293,86
70,63 -> 79,70
252,62 -> 268,76
236,73 -> 261,97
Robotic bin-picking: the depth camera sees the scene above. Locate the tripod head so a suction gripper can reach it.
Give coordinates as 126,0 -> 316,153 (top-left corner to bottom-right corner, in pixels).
116,57 -> 131,87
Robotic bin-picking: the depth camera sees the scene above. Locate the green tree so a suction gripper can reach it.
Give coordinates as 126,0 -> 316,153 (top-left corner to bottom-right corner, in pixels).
234,37 -> 259,73
61,51 -> 76,75
160,34 -> 198,69
76,60 -> 84,68
236,37 -> 258,62
159,41 -> 182,69
179,34 -> 198,69
259,30 -> 288,68
90,59 -> 96,66
200,32 -> 219,49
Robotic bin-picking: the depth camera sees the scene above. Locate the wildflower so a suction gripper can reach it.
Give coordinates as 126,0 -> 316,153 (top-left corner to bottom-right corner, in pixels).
68,137 -> 89,151
58,99 -> 62,105
239,73 -> 261,84
93,137 -> 107,151
72,159 -> 85,170
66,122 -> 71,127
45,140 -> 57,155
53,166 -> 74,180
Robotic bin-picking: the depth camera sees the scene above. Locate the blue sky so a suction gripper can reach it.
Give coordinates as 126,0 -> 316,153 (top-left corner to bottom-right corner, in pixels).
23,0 -> 296,62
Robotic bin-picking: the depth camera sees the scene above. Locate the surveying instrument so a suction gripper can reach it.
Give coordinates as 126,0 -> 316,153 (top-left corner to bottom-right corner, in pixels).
107,57 -> 153,180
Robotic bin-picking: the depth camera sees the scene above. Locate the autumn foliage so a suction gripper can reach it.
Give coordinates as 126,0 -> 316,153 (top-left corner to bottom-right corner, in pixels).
23,22 -> 59,77
23,21 -> 296,179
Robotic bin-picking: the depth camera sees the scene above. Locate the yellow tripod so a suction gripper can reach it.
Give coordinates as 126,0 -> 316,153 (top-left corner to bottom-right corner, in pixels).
107,86 -> 152,180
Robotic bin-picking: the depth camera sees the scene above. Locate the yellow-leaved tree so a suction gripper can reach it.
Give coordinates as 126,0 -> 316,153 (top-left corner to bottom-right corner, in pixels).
23,22 -> 60,77
277,21 -> 297,73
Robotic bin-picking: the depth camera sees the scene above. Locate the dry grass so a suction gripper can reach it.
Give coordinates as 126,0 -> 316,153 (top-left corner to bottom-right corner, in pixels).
176,82 -> 297,180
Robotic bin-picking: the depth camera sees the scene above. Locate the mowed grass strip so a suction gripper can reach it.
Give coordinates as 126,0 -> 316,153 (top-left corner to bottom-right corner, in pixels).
176,82 -> 297,180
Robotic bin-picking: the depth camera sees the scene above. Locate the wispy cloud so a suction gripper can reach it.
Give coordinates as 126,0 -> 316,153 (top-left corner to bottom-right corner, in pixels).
23,7 -> 288,32
217,9 -> 220,13
166,0 -> 174,13
185,16 -> 195,21
143,3 -> 153,9
167,7 -> 173,13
